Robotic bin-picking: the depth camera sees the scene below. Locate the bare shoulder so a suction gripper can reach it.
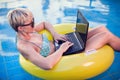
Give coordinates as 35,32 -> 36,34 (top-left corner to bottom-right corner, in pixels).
34,22 -> 45,32
17,41 -> 37,59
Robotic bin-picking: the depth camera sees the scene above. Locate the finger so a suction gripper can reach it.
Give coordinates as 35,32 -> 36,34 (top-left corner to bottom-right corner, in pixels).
69,43 -> 74,46
65,41 -> 71,46
62,41 -> 69,45
65,35 -> 69,40
67,42 -> 74,46
58,37 -> 66,41
65,41 -> 69,43
55,40 -> 58,43
63,35 -> 68,41
60,35 -> 68,41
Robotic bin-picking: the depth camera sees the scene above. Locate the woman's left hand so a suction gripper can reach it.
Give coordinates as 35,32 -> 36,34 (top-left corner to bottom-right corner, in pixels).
53,33 -> 68,43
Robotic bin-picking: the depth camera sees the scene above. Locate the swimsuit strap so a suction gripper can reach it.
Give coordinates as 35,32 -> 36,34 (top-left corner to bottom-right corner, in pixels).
17,33 -> 50,57
17,34 -> 42,49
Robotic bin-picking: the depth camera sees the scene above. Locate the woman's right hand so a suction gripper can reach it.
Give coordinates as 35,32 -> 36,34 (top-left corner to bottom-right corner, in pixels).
59,41 -> 74,53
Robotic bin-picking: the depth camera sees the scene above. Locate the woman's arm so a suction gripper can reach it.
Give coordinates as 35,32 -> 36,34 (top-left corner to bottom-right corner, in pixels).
35,21 -> 57,35
34,22 -> 67,42
18,41 -> 73,70
34,22 -> 45,32
44,22 -> 68,42
43,22 -> 57,36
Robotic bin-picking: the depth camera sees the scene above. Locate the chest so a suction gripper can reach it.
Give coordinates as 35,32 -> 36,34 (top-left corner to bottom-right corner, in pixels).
20,34 -> 43,52
29,34 -> 42,45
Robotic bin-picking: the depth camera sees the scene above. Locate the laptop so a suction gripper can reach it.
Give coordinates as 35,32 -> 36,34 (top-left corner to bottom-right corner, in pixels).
54,10 -> 89,56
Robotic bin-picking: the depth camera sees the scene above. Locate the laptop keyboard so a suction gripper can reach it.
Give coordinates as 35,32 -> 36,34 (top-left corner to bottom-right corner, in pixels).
55,33 -> 84,55
66,33 -> 81,51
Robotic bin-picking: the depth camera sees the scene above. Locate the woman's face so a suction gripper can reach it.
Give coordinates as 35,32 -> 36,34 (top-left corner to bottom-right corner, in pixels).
19,15 -> 34,33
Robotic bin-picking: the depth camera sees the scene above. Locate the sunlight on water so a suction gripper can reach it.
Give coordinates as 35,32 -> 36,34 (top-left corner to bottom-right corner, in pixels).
0,0 -> 109,25
0,0 -> 110,56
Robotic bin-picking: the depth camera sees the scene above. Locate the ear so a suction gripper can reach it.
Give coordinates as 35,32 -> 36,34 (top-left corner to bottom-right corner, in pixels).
18,26 -> 23,31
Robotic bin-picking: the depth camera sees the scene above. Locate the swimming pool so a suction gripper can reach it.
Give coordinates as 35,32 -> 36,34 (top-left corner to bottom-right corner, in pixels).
0,0 -> 120,80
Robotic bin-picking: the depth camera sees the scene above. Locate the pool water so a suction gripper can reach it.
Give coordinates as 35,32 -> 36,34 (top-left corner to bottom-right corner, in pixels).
0,0 -> 120,80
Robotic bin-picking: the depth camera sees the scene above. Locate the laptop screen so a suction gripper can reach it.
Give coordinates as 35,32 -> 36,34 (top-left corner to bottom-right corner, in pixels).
75,10 -> 89,47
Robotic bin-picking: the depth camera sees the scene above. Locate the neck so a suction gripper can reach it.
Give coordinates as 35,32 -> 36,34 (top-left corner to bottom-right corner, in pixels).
17,30 -> 37,40
17,31 -> 31,40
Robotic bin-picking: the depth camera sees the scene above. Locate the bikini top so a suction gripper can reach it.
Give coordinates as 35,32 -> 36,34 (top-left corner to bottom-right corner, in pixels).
17,33 -> 51,57
40,34 -> 51,57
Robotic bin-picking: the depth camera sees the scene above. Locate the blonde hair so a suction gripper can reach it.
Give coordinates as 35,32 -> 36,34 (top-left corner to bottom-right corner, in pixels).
7,8 -> 33,32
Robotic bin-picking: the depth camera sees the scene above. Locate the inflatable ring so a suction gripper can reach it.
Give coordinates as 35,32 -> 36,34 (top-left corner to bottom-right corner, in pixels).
19,23 -> 114,80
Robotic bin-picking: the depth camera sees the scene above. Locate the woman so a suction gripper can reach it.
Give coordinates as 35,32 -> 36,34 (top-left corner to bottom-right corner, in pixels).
7,8 -> 120,70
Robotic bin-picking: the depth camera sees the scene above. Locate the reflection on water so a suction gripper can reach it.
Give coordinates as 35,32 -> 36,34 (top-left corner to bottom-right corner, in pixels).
1,0 -> 110,56
0,0 -> 119,58
0,0 -> 110,24
0,34 -> 18,56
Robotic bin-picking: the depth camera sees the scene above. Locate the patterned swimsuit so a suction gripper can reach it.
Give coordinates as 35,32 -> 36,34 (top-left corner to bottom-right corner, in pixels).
18,33 -> 51,57
40,34 -> 51,57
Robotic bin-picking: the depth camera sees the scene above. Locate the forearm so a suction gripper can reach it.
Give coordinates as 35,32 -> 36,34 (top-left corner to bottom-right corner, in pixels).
45,48 -> 64,69
25,41 -> 72,70
44,21 -> 57,36
29,48 -> 64,70
44,41 -> 73,68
